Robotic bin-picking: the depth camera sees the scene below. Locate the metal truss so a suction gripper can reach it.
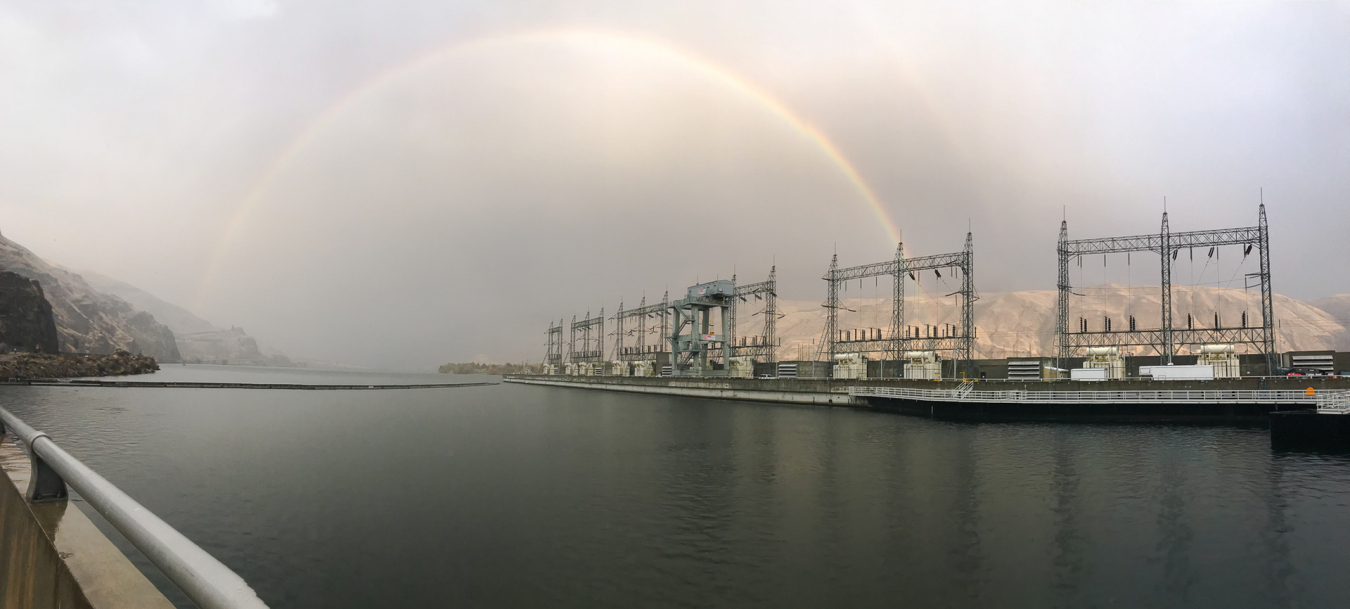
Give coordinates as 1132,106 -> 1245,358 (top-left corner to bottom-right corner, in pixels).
818,232 -> 978,374
1059,327 -> 1268,351
568,310 -> 605,363
1055,204 -> 1274,368
610,292 -> 670,361
544,319 -> 563,367
729,267 -> 779,363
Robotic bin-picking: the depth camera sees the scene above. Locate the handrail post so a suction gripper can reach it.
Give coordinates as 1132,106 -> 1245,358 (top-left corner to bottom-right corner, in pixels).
1,415 -> 69,502
25,434 -> 69,502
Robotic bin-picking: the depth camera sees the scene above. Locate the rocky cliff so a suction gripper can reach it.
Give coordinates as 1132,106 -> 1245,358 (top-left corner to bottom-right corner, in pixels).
79,272 -> 293,366
0,271 -> 60,353
0,231 -> 180,361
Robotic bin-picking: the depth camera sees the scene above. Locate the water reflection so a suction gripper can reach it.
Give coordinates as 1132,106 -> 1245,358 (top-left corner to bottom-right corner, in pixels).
2,373 -> 1350,608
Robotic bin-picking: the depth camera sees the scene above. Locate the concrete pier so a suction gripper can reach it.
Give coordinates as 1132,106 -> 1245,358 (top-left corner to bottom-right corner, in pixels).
506,374 -> 1350,425
505,375 -> 861,406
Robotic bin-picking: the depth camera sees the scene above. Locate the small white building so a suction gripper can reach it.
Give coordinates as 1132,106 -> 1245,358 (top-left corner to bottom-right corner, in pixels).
1071,367 -> 1108,381
1141,364 -> 1215,381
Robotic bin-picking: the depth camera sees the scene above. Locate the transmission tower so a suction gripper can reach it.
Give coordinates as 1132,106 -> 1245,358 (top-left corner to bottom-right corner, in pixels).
1054,204 -> 1275,369
820,232 -> 977,375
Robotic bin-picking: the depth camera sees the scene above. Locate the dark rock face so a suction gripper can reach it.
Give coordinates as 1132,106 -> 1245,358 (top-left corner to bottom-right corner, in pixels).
0,232 -> 181,362
0,271 -> 60,354
124,311 -> 181,363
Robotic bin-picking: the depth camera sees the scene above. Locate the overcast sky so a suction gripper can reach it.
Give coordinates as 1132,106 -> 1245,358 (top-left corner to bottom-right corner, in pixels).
1,0 -> 1347,369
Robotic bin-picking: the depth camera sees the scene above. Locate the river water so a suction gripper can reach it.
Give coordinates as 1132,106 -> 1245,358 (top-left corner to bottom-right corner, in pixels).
2,365 -> 1349,608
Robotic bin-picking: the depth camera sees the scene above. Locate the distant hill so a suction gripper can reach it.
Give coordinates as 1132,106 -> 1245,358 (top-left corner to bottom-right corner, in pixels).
440,362 -> 540,375
80,271 -> 292,366
769,284 -> 1350,360
0,230 -> 180,361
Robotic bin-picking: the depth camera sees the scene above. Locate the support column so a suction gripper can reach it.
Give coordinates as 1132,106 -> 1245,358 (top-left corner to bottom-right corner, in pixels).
960,231 -> 977,371
764,266 -> 777,364
820,254 -> 839,365
891,243 -> 905,373
1258,203 -> 1276,372
1160,212 -> 1174,364
1055,220 -> 1071,365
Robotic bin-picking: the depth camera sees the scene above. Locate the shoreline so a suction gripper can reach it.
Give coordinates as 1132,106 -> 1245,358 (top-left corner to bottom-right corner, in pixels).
0,352 -> 159,380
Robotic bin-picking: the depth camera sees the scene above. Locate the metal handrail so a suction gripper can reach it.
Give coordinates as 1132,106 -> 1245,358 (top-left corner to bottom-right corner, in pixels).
1317,391 -> 1350,414
0,407 -> 269,609
849,386 -> 1327,405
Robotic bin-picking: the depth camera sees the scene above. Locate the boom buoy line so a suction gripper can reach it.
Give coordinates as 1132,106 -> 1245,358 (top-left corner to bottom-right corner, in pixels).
0,380 -> 500,390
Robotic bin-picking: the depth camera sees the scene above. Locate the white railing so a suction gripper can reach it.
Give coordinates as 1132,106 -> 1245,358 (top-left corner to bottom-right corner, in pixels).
849,386 -> 1327,405
1316,391 -> 1350,414
1,407 -> 268,609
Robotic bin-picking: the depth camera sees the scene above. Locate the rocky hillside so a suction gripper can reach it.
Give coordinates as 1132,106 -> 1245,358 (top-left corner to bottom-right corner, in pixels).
770,284 -> 1350,359
0,230 -> 180,361
81,272 -> 292,366
0,271 -> 60,353
1310,294 -> 1350,328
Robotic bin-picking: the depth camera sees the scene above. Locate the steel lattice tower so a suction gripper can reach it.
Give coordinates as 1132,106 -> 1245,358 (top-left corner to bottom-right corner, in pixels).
1160,211 -> 1173,363
818,254 -> 839,362
821,234 -> 976,375
1055,204 -> 1275,368
1258,203 -> 1275,370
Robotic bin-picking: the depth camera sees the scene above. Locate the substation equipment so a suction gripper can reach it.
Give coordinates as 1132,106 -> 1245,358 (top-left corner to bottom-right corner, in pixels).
543,319 -> 564,375
544,267 -> 777,377
819,232 -> 978,379
1055,204 -> 1274,376
610,292 -> 670,377
566,310 -> 605,376
726,267 -> 779,378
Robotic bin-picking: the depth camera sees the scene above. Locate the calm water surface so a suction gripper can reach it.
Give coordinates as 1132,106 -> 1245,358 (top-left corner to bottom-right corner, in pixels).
3,365 -> 1349,607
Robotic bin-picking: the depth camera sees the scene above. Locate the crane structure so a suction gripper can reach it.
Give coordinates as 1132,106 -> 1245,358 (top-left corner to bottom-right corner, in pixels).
819,232 -> 978,376
669,280 -> 734,377
1055,204 -> 1275,371
729,267 -> 779,364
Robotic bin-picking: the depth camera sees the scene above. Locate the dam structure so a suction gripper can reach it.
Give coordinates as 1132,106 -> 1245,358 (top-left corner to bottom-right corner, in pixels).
511,205 -> 1350,445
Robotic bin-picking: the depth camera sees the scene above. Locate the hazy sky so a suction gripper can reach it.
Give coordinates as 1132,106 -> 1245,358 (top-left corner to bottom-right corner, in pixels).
2,0 -> 1347,369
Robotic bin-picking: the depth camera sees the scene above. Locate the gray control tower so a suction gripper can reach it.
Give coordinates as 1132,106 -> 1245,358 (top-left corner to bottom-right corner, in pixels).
669,280 -> 734,377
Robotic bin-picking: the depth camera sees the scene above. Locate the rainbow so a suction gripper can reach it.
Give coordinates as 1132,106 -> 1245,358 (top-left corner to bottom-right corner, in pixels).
194,28 -> 902,308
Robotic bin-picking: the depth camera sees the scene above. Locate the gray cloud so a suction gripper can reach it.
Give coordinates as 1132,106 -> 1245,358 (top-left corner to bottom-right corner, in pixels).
1,0 -> 1346,369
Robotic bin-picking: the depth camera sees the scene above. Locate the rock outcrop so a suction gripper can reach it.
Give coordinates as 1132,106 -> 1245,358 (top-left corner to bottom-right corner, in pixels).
0,231 -> 180,361
0,271 -> 60,354
80,271 -> 292,366
0,351 -> 159,379
175,326 -> 293,366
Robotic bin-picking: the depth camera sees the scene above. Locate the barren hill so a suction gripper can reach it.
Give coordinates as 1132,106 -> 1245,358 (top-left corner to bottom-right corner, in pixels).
769,284 -> 1349,360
